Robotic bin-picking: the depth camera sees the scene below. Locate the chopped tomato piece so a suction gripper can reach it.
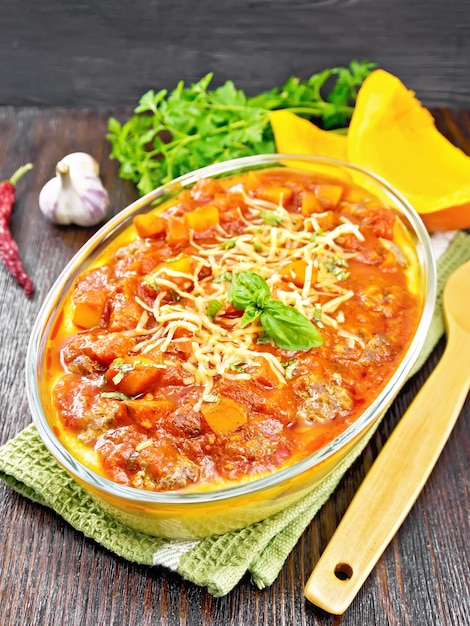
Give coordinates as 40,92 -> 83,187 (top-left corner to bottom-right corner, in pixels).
190,177 -> 224,201
106,277 -> 146,332
62,330 -> 135,367
362,206 -> 396,239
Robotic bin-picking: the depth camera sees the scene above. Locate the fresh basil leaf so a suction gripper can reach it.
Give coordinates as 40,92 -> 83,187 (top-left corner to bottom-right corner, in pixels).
207,299 -> 223,320
260,300 -> 323,351
227,271 -> 271,311
256,332 -> 271,345
240,304 -> 262,328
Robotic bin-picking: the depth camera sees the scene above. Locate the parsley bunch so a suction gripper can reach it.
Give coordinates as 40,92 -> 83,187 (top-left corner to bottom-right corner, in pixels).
107,61 -> 375,195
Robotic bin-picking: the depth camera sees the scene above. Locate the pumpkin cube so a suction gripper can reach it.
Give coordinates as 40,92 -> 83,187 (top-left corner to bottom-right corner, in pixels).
73,292 -> 107,329
184,204 -> 220,232
133,213 -> 167,238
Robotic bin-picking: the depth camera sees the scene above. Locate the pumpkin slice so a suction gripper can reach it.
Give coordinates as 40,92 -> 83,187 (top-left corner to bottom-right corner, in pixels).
269,110 -> 351,181
348,69 -> 470,231
270,110 -> 348,160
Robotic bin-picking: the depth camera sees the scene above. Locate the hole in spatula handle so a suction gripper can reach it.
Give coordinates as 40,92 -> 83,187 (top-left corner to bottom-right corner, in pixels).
334,563 -> 353,580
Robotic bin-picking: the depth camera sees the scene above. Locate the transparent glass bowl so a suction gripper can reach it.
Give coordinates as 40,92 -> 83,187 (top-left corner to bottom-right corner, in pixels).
26,154 -> 437,539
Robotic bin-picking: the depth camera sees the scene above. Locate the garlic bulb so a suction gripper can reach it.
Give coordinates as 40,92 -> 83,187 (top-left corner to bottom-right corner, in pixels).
59,152 -> 100,175
39,153 -> 109,227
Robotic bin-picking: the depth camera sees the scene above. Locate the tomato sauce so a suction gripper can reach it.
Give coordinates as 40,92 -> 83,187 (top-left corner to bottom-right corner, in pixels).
44,167 -> 421,492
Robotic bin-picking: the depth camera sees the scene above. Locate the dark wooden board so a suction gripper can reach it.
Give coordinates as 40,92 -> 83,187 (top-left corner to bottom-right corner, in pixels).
0,106 -> 469,625
2,0 -> 470,108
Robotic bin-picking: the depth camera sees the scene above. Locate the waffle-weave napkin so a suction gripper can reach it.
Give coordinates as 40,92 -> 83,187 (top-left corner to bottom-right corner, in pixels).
0,231 -> 469,596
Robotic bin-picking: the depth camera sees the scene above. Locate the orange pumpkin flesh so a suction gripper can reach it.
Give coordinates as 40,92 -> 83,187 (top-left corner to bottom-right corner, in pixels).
270,70 -> 470,232
347,70 -> 470,231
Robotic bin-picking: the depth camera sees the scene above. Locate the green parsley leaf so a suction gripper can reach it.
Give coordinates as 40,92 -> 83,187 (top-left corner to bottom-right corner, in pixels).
311,228 -> 325,241
111,359 -> 135,385
202,393 -> 220,404
260,211 -> 283,226
229,361 -> 247,373
313,303 -> 323,324
282,359 -> 298,380
213,271 -> 233,284
324,60 -> 378,127
107,62 -> 376,195
325,257 -> 350,280
101,391 -> 133,401
143,273 -> 160,291
221,239 -> 236,250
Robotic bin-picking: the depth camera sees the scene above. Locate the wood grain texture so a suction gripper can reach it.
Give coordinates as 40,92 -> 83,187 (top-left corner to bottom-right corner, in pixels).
2,0 -> 470,107
304,284 -> 470,616
0,107 -> 469,626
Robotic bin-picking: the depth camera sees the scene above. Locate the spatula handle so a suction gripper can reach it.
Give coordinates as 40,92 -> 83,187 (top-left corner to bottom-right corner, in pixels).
304,335 -> 470,615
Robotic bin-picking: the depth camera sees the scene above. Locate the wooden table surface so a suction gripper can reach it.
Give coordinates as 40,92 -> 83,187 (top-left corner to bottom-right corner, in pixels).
0,106 -> 468,626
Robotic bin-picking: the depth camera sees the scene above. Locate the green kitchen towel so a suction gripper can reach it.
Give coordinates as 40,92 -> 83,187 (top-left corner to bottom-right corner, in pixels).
0,231 -> 469,597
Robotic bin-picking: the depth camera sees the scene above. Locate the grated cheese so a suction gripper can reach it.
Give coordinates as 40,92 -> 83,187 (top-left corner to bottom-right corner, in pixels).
127,184 -> 366,403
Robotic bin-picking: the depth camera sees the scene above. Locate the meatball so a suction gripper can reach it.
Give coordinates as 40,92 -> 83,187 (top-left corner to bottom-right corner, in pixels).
294,373 -> 354,422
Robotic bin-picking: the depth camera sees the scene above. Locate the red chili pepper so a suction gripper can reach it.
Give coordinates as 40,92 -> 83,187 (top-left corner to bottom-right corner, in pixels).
0,163 -> 34,296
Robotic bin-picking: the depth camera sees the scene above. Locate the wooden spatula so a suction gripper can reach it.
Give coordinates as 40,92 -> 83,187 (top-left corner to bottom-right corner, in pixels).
304,260 -> 470,615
